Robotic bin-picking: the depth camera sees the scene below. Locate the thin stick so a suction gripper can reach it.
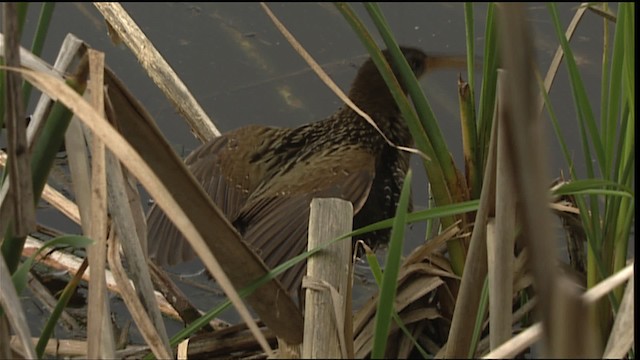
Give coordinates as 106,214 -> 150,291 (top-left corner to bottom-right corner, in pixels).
93,2 -> 219,141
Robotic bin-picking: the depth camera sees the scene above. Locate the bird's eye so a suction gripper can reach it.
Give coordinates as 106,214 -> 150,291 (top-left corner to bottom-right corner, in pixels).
408,57 -> 423,74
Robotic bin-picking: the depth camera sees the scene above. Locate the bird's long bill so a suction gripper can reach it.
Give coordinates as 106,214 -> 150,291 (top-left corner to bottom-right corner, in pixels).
425,54 -> 468,72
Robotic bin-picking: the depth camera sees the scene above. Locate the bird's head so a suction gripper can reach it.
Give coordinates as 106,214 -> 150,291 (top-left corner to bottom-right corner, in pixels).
348,46 -> 465,115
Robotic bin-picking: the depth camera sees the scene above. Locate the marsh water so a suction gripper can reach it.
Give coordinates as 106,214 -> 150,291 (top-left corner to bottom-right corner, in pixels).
11,2 -> 613,346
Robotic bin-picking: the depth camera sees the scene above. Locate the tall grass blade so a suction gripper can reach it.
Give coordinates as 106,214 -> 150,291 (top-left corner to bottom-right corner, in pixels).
476,3 -> 499,173
468,275 -> 489,358
22,3 -> 56,105
371,169 -> 412,358
35,259 -> 89,358
364,245 -> 429,358
548,4 -> 605,173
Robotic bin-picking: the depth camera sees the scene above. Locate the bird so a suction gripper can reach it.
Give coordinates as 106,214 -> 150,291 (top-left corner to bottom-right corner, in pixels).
146,46 -> 449,299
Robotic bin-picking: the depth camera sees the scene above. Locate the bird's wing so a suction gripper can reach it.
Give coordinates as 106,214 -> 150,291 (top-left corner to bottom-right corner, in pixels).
234,146 -> 376,294
146,125 -> 289,266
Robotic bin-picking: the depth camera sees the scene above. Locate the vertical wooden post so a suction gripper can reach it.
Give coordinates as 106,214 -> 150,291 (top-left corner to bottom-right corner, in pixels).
302,198 -> 353,359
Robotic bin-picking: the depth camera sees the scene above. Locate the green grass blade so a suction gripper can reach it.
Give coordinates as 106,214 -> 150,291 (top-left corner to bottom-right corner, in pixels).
2,68 -> 87,273
548,3 -> 605,175
468,275 -> 489,358
545,3 -> 635,343
22,3 -> 56,105
621,3 -> 634,119
560,189 -> 633,198
610,2 -> 634,302
371,169 -> 412,358
364,246 -> 429,358
35,261 -> 88,358
536,70 -> 577,175
349,199 -> 479,237
476,3 -> 499,173
548,5 -> 605,283
464,3 -> 475,91
16,3 -> 29,34
602,4 -> 623,178
29,3 -> 55,59
11,235 -> 93,294
551,178 -> 634,197
536,68 -> 606,278
17,236 -> 92,358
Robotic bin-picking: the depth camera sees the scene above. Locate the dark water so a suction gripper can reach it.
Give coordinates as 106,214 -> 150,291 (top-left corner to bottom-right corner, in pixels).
7,1 -> 614,347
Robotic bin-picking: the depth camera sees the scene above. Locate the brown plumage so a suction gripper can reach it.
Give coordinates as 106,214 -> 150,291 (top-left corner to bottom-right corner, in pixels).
147,46 -> 430,296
